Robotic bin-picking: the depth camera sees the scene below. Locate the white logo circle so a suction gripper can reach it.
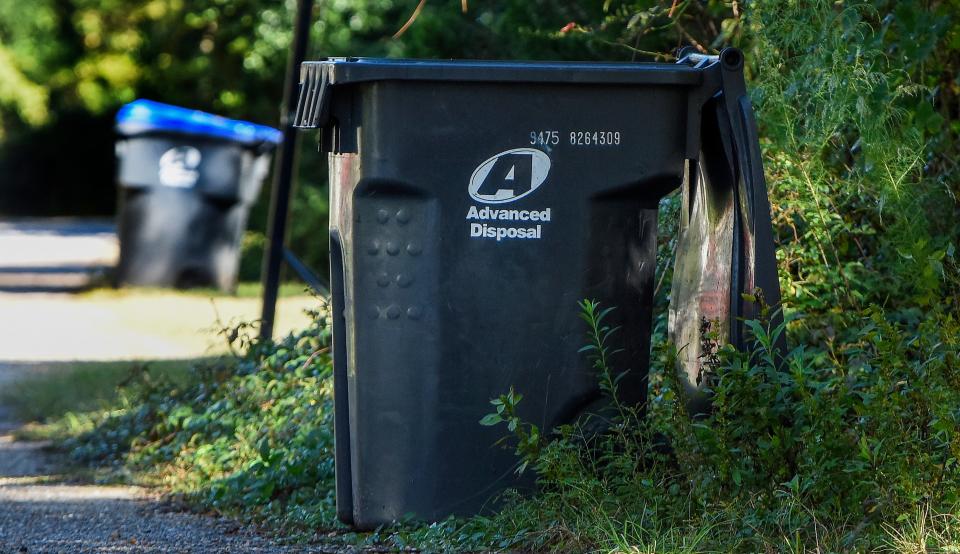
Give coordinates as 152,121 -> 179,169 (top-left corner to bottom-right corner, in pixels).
158,146 -> 202,188
468,148 -> 550,204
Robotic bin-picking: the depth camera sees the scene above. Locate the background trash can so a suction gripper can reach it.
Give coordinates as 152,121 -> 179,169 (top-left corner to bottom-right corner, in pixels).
114,100 -> 281,291
294,50 -> 782,529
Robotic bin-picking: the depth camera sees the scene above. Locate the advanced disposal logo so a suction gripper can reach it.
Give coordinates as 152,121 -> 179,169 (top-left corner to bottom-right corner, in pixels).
158,146 -> 202,188
466,148 -> 552,242
468,148 -> 550,204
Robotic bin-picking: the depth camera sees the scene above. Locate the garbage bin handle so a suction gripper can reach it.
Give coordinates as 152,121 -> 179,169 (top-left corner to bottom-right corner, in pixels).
293,62 -> 331,129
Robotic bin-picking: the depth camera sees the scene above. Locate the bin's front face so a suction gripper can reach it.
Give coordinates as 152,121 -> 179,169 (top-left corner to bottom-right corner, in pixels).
321,63 -> 704,528
115,133 -> 271,290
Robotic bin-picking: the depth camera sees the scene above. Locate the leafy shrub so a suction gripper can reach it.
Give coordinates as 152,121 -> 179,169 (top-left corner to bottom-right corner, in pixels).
474,298 -> 960,552
68,302 -> 340,531
747,1 -> 955,330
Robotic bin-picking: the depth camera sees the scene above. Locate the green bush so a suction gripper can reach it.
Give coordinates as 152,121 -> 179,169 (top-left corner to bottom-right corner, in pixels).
468,298 -> 960,552
68,303 -> 339,532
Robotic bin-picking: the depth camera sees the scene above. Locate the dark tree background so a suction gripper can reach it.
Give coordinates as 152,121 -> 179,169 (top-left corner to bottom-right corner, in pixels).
0,1 -> 956,287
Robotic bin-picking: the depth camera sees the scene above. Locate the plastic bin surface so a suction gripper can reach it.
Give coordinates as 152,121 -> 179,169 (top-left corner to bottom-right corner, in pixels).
296,53 -> 783,528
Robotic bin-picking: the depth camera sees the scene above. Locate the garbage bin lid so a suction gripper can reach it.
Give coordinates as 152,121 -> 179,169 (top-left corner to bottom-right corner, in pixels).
310,57 -> 704,86
293,58 -> 708,129
116,99 -> 282,145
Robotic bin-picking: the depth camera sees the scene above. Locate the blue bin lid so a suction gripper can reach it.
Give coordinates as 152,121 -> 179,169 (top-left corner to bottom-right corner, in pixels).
116,99 -> 282,145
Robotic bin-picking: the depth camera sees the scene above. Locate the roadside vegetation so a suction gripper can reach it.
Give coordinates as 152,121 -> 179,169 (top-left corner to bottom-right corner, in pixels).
4,0 -> 959,552
1,360 -> 195,427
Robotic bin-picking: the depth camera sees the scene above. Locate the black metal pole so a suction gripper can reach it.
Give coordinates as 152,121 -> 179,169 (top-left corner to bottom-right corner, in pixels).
260,0 -> 315,340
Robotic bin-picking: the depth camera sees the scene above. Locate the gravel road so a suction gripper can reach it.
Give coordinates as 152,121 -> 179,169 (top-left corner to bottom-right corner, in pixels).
0,364 -> 340,553
0,400 -> 362,553
0,377 -> 360,554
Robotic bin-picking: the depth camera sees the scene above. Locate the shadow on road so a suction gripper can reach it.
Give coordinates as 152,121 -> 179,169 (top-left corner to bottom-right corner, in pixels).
0,218 -> 118,293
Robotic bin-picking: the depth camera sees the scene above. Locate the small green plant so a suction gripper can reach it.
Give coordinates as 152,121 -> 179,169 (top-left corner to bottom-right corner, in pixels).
480,387 -> 542,475
480,299 -> 636,476
577,299 -> 630,420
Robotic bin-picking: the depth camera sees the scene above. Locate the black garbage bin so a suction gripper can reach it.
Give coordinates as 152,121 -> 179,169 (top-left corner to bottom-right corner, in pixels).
114,100 -> 281,291
293,50 -> 782,529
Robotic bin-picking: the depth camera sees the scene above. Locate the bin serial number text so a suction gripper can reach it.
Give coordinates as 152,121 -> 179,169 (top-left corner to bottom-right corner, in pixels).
529,130 -> 622,147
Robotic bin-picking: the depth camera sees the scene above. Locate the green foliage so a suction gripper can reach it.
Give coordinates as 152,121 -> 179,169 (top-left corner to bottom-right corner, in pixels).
578,299 -> 631,419
0,47 -> 49,130
747,1 -> 951,326
481,387 -> 543,476
664,306 -> 960,533
464,298 -> 960,552
0,360 -> 195,423
0,0 -> 343,124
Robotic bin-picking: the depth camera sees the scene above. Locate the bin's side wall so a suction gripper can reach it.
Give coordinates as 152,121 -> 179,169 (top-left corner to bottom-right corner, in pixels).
115,135 -> 269,291
333,79 -> 691,527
